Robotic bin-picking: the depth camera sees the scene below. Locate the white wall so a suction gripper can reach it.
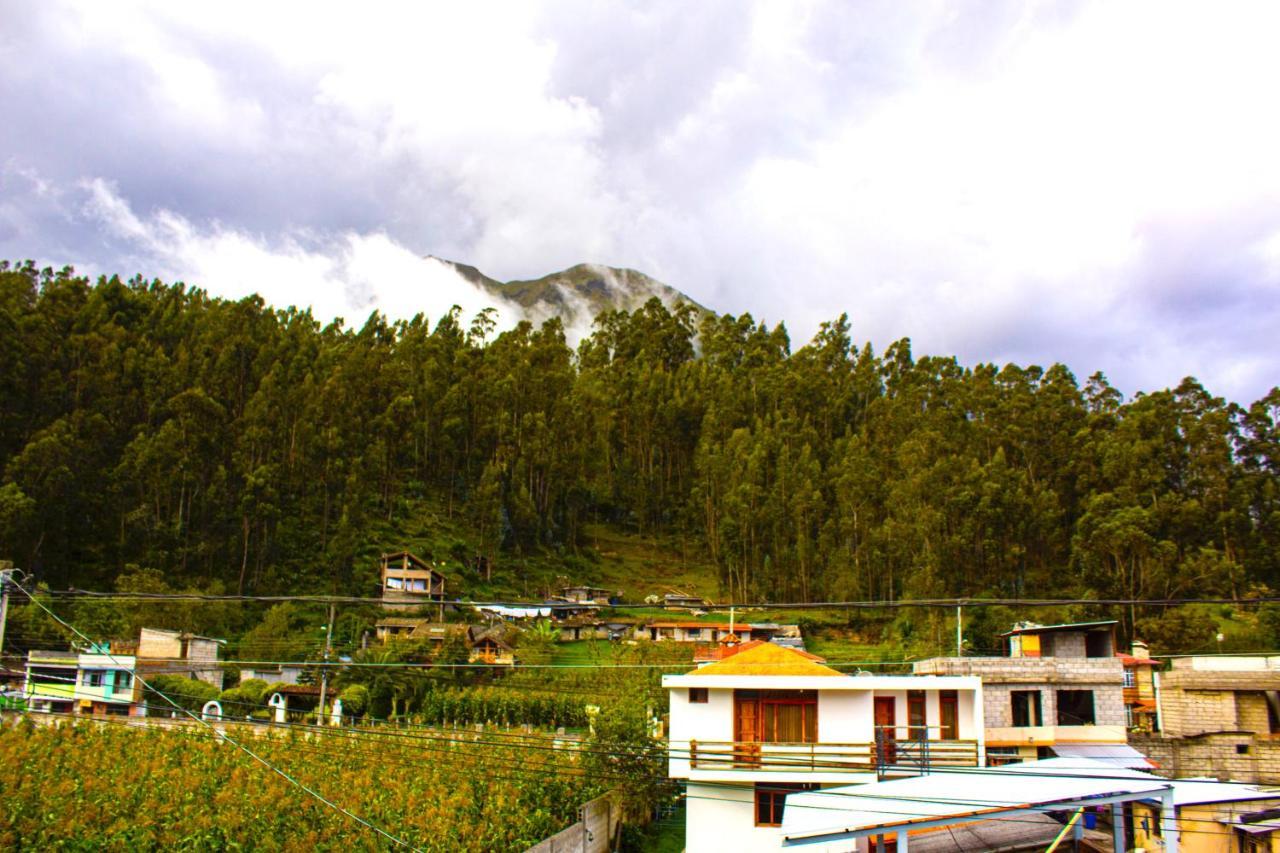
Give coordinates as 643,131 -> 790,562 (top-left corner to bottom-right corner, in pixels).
669,686 -> 735,777
685,782 -> 785,853
820,691 -> 872,743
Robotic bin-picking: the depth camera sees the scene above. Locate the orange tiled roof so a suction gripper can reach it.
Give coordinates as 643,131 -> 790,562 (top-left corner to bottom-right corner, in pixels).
1116,654 -> 1160,666
694,641 -> 844,676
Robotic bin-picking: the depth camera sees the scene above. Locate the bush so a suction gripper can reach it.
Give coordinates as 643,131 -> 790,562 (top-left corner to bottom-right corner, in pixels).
338,684 -> 369,717
237,678 -> 269,705
144,675 -> 220,716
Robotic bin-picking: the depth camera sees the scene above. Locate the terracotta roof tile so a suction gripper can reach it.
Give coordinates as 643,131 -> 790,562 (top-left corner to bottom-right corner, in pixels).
694,641 -> 844,676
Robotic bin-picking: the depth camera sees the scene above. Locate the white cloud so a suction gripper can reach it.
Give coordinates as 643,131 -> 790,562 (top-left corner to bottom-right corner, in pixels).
4,0 -> 1280,401
80,178 -> 519,330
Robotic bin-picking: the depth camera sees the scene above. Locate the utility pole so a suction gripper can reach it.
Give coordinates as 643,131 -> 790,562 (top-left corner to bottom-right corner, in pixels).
0,561 -> 14,662
955,603 -> 963,657
317,602 -> 335,726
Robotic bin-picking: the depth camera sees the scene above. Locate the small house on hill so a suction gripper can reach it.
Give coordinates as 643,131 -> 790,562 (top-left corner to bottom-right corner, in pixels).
560,586 -> 615,605
374,619 -> 467,648
467,625 -> 516,666
380,551 -> 447,613
664,592 -> 708,610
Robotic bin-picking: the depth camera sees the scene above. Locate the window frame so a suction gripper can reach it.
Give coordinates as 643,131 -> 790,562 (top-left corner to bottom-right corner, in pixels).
754,782 -> 817,827
1011,690 -> 1042,727
1055,690 -> 1097,726
939,690 -> 959,740
688,687 -> 708,704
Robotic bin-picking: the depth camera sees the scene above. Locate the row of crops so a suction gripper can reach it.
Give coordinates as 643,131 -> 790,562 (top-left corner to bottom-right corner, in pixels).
0,717 -> 604,851
412,687 -> 590,729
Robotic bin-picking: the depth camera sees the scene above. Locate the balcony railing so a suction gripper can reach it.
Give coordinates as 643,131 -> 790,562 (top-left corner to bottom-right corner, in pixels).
685,732 -> 978,776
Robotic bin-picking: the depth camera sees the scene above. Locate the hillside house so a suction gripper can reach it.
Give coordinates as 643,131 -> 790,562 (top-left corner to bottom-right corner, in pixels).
23,647 -> 142,716
380,551 -> 447,613
559,586 -> 615,605
913,620 -> 1145,768
374,619 -> 467,647
664,592 -> 708,610
645,621 -> 801,644
664,641 -> 982,852
1120,639 -> 1160,732
1132,655 -> 1280,784
240,665 -> 305,686
556,619 -> 636,642
136,627 -> 224,689
468,625 -> 516,666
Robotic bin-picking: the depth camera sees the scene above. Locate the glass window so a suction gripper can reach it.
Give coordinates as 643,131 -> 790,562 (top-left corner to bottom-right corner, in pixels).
115,671 -> 133,691
688,688 -> 708,704
1122,669 -> 1136,688
83,670 -> 105,688
762,694 -> 818,743
754,783 -> 816,827
385,577 -> 403,590
737,690 -> 819,744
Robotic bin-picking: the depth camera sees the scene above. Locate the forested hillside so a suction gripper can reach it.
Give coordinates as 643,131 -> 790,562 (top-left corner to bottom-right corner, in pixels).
2,261 -> 1278,633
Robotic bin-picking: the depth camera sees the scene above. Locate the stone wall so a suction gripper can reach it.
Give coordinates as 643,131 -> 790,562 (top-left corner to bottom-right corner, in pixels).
1046,632 -> 1087,658
914,657 -> 1125,728
1132,733 -> 1280,784
1159,687 -> 1238,737
524,793 -> 620,853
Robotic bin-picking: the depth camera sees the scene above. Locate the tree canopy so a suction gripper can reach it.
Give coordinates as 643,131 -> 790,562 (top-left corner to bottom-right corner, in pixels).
2,260 -> 1278,641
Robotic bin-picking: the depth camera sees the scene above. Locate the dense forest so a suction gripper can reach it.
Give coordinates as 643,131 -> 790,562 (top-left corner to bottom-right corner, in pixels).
2,261 -> 1278,632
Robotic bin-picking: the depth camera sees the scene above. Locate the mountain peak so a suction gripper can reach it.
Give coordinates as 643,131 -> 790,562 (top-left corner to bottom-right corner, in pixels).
428,257 -> 707,321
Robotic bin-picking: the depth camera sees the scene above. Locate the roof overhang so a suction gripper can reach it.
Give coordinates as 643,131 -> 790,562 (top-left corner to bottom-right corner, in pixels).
780,759 -> 1171,846
664,674 -> 981,691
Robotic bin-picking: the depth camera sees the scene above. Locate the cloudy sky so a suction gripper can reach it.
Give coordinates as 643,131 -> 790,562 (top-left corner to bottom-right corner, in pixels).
2,1 -> 1278,402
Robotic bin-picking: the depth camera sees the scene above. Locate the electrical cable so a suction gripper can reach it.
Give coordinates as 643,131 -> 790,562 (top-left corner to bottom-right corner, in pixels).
7,574 -> 423,852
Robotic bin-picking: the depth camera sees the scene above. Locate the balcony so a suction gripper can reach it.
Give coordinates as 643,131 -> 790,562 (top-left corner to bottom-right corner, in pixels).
685,729 -> 980,777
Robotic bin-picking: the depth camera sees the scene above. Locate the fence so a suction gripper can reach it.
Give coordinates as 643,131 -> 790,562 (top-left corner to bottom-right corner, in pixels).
524,792 -> 621,853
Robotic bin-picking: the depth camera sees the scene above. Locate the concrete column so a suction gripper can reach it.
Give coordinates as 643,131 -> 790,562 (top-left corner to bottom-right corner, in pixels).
1160,789 -> 1179,853
896,829 -> 909,852
1111,802 -> 1124,853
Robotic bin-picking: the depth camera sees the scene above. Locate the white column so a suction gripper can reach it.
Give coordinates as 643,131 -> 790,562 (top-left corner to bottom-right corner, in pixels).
896,828 -> 909,852
1160,789 -> 1179,853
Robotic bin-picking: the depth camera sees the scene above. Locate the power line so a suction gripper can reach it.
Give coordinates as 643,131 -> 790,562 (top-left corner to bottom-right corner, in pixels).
8,574 -> 422,851
14,712 -> 1260,844
34,587 -> 1280,609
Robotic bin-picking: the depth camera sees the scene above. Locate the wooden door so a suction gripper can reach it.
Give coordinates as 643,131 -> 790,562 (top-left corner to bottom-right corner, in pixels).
734,693 -> 761,766
874,697 -> 897,765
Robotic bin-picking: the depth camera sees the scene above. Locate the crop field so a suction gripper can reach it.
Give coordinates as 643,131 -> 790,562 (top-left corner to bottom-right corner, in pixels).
0,717 -> 601,851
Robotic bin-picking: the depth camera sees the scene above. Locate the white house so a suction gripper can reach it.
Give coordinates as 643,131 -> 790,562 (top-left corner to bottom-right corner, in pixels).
663,641 -> 984,852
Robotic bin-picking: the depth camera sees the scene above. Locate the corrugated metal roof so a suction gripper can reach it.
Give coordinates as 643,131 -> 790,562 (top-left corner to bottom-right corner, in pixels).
1000,620 -> 1118,637
1050,743 -> 1156,769
781,757 -> 1171,841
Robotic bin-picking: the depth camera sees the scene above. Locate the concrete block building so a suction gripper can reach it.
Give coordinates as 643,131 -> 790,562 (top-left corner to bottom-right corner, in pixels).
913,620 -> 1143,767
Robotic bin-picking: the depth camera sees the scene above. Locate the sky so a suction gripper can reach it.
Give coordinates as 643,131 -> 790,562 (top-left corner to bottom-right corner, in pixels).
1,1 -> 1278,403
